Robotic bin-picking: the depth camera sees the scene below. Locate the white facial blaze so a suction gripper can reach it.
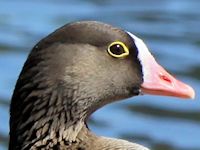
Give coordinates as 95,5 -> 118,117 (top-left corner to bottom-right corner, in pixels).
127,32 -> 157,82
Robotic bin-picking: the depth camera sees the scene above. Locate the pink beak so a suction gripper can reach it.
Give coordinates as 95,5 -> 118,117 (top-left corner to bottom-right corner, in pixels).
141,58 -> 195,99
127,31 -> 195,99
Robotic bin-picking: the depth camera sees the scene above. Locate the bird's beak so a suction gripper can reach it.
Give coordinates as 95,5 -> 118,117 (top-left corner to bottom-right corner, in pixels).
140,55 -> 195,99
127,31 -> 195,99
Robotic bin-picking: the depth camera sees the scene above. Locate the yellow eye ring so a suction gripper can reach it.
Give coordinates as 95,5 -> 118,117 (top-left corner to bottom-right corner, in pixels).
107,41 -> 129,58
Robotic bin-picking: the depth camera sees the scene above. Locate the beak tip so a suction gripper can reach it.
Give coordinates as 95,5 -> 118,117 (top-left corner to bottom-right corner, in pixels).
180,84 -> 195,100
188,87 -> 195,100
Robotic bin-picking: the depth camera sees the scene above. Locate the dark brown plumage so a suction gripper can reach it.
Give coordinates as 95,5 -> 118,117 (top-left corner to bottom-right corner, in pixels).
9,21 -> 146,150
9,21 -> 194,150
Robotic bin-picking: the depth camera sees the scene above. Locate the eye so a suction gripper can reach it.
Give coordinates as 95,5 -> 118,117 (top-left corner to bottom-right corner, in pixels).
107,41 -> 129,58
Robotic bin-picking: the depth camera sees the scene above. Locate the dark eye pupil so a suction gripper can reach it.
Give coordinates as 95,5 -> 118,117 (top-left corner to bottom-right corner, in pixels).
110,44 -> 125,55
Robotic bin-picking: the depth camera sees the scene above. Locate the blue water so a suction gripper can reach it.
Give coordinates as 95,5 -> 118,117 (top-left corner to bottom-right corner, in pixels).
0,0 -> 200,150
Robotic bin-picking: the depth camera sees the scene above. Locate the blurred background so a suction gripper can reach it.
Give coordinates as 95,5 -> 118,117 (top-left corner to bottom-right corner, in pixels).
0,0 -> 200,150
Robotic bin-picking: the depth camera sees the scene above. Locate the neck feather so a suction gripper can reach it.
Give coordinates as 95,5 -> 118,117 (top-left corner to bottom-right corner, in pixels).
9,79 -> 88,149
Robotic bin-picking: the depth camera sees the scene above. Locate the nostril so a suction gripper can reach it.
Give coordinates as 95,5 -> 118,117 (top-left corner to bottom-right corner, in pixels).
159,74 -> 172,83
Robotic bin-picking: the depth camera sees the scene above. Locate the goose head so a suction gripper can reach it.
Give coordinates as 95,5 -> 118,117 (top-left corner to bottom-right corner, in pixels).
9,21 -> 195,149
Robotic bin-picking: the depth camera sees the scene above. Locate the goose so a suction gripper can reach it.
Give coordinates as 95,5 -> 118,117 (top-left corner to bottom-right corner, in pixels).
9,21 -> 195,150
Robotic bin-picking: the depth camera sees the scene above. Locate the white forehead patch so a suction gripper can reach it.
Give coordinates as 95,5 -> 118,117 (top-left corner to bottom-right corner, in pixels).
127,32 -> 156,81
